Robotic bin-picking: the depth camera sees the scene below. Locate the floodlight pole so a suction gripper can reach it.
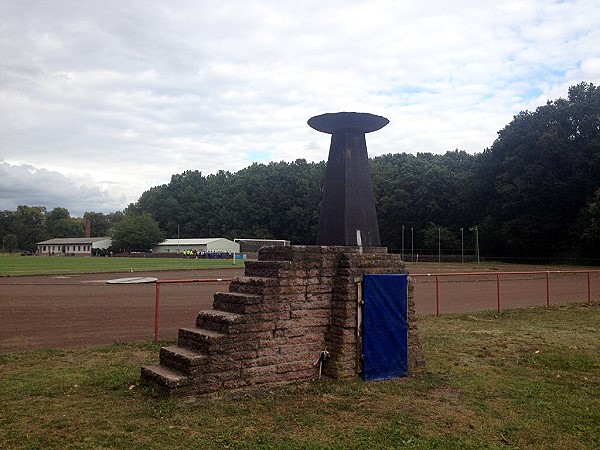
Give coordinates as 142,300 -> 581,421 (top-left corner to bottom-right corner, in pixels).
401,225 -> 405,260
460,227 -> 464,263
411,227 -> 414,262
438,226 -> 441,263
474,225 -> 480,264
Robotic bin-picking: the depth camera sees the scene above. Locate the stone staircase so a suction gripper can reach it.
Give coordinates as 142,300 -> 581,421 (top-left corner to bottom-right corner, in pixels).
141,245 -> 425,398
140,281 -> 271,397
140,249 -> 327,397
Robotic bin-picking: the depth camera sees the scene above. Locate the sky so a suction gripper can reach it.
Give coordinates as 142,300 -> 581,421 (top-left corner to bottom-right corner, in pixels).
1,0 -> 599,217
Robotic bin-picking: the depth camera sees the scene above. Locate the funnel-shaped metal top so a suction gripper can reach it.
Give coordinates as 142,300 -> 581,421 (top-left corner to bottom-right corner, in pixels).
308,112 -> 389,134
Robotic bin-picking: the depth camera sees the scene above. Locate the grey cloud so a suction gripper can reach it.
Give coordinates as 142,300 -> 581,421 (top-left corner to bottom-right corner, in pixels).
1,0 -> 599,216
0,161 -> 127,216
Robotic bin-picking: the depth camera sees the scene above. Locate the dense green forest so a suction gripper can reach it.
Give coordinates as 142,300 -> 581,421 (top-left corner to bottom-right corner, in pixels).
2,82 -> 599,262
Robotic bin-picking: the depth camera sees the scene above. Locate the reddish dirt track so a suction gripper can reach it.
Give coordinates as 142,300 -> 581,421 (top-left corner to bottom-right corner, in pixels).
1,264 -> 599,354
0,269 -> 244,354
412,270 -> 600,315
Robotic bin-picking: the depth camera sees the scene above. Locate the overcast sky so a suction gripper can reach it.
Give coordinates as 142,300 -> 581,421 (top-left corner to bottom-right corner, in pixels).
1,1 -> 599,217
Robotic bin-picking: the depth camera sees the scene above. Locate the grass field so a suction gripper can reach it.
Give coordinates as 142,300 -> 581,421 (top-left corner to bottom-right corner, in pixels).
2,254 -> 596,278
1,303 -> 598,449
0,255 -> 243,276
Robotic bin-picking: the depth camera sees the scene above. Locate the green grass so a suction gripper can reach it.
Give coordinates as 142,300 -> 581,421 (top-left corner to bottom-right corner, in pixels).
1,303 -> 598,449
2,256 -> 593,278
0,255 -> 245,276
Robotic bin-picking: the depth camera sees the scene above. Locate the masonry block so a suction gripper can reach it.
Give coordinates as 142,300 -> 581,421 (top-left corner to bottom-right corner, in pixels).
141,245 -> 425,398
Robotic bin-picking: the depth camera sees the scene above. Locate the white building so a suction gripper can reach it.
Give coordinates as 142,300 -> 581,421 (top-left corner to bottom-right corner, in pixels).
153,238 -> 240,255
37,237 -> 112,256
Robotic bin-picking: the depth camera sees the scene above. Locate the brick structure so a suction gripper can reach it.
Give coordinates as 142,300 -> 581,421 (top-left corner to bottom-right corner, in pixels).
141,245 -> 425,398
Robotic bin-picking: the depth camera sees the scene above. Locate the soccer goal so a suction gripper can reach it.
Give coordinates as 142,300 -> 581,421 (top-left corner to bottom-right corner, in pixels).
234,238 -> 290,258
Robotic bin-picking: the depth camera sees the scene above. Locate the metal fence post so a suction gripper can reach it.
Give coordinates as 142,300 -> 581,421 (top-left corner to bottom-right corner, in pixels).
496,273 -> 501,313
435,275 -> 440,317
546,271 -> 550,307
155,282 -> 161,343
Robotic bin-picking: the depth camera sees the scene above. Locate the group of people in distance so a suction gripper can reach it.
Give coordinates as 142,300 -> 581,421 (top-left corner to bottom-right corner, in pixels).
177,249 -> 232,259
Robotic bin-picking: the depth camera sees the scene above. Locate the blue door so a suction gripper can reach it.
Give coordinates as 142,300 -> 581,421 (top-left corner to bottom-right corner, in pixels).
362,274 -> 408,381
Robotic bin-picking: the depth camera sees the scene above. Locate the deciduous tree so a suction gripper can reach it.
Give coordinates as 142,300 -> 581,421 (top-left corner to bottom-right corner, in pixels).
110,213 -> 164,253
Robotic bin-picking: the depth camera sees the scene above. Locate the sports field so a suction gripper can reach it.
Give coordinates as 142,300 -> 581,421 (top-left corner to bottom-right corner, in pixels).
0,254 -> 240,276
1,257 -> 598,353
1,257 -> 599,449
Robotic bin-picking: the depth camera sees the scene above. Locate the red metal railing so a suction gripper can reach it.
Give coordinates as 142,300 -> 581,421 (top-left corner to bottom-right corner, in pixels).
154,278 -> 232,343
152,270 -> 599,340
411,270 -> 600,317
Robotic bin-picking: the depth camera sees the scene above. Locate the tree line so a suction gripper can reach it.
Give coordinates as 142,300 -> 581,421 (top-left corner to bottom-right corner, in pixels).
2,82 -> 599,262
0,207 -> 163,254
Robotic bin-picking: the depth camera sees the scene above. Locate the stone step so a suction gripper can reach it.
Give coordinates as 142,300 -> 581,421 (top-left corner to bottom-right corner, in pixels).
159,345 -> 208,376
177,327 -> 227,354
257,245 -> 296,261
228,276 -> 278,295
244,260 -> 294,278
195,309 -> 244,333
213,291 -> 261,314
140,364 -> 189,390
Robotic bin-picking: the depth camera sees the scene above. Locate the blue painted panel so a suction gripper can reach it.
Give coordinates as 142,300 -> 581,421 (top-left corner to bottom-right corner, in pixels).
362,274 -> 408,381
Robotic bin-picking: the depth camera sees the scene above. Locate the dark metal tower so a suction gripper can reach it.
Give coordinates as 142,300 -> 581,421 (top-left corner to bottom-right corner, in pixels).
308,112 -> 389,247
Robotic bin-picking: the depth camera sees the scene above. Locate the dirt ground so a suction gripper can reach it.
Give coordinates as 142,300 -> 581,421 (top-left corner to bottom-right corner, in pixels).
1,264 -> 598,354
